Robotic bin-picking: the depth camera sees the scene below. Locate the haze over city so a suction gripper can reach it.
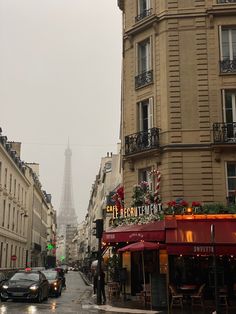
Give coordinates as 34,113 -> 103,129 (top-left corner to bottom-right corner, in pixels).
0,0 -> 122,222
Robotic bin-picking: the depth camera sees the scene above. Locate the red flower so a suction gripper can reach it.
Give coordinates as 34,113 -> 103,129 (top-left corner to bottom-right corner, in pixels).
192,201 -> 201,207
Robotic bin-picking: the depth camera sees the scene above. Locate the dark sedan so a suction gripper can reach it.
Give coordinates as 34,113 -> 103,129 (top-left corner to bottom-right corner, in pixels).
0,269 -> 49,302
41,270 -> 62,297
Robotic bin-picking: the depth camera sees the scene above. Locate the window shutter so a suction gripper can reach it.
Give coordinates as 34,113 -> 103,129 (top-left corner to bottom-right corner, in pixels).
148,97 -> 154,129
139,101 -> 143,131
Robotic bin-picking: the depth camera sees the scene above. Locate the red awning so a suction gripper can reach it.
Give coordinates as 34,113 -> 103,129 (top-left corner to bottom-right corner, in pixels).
166,218 -> 236,255
103,221 -> 165,243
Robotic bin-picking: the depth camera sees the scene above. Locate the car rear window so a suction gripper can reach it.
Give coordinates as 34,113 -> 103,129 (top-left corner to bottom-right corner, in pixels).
42,272 -> 57,280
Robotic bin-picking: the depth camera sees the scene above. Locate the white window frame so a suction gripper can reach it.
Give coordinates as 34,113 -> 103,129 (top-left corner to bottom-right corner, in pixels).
225,162 -> 236,203
219,26 -> 236,61
138,97 -> 154,131
223,90 -> 236,123
138,168 -> 153,191
136,37 -> 151,75
137,0 -> 151,15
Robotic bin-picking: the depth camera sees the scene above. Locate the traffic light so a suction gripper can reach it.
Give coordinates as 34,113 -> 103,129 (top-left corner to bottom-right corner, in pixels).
95,219 -> 103,238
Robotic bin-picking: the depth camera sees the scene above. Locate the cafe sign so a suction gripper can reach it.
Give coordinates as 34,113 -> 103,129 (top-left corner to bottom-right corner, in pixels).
106,203 -> 162,219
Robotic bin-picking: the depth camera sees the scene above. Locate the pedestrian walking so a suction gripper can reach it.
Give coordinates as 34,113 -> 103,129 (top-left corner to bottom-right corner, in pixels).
93,270 -> 106,304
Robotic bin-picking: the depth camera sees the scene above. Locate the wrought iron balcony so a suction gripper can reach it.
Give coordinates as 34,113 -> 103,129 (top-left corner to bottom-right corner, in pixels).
135,70 -> 153,89
217,0 -> 236,3
213,122 -> 236,143
125,127 -> 160,155
135,8 -> 152,22
220,59 -> 236,73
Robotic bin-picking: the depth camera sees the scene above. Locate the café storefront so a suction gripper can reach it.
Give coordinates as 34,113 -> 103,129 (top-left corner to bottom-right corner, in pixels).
103,205 -> 236,309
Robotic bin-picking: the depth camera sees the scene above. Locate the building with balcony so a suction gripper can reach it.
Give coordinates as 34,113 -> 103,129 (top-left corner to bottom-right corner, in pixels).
118,0 -> 236,207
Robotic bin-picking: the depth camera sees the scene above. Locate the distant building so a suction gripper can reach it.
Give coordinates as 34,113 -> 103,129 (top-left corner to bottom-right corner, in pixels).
57,144 -> 78,264
0,128 -> 56,268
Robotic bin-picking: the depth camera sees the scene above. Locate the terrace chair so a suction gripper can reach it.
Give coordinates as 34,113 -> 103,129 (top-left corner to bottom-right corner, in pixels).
169,284 -> 183,309
190,283 -> 206,307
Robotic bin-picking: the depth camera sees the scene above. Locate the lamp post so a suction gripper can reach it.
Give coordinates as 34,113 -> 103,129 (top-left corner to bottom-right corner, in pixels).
96,219 -> 103,305
211,224 -> 220,314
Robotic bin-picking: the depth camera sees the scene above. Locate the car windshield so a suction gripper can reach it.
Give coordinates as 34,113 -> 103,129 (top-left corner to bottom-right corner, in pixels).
10,272 -> 39,281
42,271 -> 57,280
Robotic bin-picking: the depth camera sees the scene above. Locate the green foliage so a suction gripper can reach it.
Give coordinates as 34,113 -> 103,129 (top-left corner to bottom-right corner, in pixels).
108,254 -> 120,281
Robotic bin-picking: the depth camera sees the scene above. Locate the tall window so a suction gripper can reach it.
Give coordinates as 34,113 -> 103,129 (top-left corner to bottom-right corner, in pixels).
223,90 -> 236,139
4,168 -> 7,188
135,38 -> 153,88
0,162 -> 2,185
227,163 -> 236,204
9,174 -> 12,193
138,98 -> 153,131
138,38 -> 151,74
2,200 -> 5,227
220,27 -> 236,73
136,0 -> 151,22
139,168 -> 153,191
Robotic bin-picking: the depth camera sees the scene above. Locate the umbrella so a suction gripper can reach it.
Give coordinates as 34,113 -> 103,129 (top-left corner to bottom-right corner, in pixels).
118,241 -> 160,308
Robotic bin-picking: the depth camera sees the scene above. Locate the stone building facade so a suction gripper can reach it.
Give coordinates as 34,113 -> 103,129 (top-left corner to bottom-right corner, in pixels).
118,0 -> 236,207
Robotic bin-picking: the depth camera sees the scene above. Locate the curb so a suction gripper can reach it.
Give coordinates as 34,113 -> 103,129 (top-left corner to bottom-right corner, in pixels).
79,271 -> 93,287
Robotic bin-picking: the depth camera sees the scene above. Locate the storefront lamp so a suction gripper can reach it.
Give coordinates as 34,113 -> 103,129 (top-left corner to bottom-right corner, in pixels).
186,207 -> 193,214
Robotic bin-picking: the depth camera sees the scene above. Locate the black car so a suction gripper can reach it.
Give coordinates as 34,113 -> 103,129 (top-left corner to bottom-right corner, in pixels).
41,270 -> 62,297
0,269 -> 49,302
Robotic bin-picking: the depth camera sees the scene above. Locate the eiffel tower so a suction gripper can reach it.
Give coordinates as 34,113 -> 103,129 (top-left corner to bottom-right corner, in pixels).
57,143 -> 78,232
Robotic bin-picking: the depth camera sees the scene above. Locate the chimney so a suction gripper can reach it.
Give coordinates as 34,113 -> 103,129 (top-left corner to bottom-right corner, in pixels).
27,163 -> 40,176
9,142 -> 21,157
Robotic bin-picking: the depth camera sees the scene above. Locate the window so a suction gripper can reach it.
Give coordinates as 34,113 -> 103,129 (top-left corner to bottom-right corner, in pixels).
135,38 -> 153,89
223,90 -> 236,139
220,27 -> 236,73
226,163 -> 236,204
139,168 -> 153,191
136,0 -> 152,22
0,162 -> 2,185
138,38 -> 151,74
9,174 -> 12,193
2,200 -> 5,227
138,98 -> 153,131
4,168 -> 7,188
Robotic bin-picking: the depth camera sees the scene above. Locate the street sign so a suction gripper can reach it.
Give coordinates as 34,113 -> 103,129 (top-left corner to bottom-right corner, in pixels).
11,255 -> 17,261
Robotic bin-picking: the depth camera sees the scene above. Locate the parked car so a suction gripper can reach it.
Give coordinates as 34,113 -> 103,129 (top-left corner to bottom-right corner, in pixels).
0,268 -> 49,303
41,270 -> 62,297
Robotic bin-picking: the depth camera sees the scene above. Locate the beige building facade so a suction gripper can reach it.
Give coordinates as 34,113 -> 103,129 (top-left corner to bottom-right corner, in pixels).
0,137 -> 29,269
118,0 -> 236,207
0,129 -> 56,269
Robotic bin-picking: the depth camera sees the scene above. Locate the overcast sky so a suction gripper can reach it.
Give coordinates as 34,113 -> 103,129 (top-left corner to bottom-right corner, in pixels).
0,0 -> 122,223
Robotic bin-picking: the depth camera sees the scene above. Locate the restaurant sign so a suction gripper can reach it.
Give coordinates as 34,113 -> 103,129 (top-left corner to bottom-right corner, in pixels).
193,246 -> 214,254
106,203 -> 162,219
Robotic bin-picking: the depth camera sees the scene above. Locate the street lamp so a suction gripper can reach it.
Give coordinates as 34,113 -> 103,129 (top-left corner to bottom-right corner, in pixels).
211,224 -> 220,314
95,219 -> 103,305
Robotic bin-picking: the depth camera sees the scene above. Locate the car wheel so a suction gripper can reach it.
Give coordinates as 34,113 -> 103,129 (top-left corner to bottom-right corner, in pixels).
1,297 -> 7,302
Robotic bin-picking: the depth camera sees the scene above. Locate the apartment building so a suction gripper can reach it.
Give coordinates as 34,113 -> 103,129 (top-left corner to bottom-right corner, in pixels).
0,136 -> 29,269
118,0 -> 236,207
0,129 -> 56,269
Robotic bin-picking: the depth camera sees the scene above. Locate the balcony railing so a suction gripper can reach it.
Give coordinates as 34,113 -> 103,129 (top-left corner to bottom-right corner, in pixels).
213,122 -> 236,143
220,59 -> 236,73
135,70 -> 153,89
125,127 -> 160,155
135,8 -> 152,22
217,0 -> 236,3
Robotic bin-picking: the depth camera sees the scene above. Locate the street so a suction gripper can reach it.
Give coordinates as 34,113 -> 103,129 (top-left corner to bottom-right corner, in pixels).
0,271 -> 97,314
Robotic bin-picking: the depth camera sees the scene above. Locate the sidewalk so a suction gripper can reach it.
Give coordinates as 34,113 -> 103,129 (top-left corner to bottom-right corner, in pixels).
79,271 -> 161,313
79,272 -> 236,314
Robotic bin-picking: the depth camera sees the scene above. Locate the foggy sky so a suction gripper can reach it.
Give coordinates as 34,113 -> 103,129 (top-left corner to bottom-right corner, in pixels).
0,0 -> 122,223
